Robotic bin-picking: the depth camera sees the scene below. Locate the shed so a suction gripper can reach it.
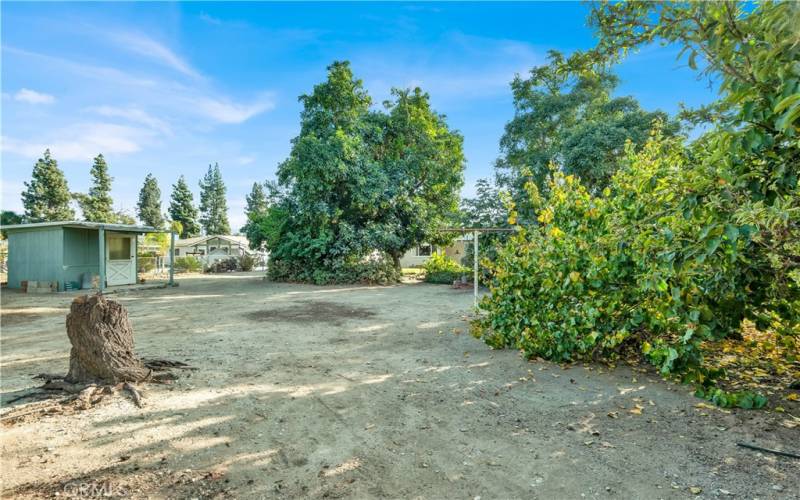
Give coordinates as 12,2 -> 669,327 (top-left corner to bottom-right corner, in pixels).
1,221 -> 173,291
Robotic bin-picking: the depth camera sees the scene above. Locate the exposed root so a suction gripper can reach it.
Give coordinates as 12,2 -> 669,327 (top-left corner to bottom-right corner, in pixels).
123,382 -> 143,408
143,358 -> 193,371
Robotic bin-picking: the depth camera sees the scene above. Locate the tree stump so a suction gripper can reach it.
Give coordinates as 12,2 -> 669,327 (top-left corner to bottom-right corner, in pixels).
65,294 -> 151,384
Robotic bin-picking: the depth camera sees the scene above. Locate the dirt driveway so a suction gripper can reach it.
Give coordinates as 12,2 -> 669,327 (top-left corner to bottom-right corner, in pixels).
1,273 -> 797,499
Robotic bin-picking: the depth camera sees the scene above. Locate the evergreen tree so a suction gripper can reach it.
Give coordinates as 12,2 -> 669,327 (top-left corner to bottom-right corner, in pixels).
1,210 -> 23,238
242,182 -> 268,248
21,149 -> 75,222
198,163 -> 230,235
76,154 -> 115,222
168,175 -> 200,238
136,173 -> 165,228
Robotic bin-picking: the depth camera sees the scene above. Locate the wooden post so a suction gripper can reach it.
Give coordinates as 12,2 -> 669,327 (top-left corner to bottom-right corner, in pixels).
473,230 -> 479,308
169,231 -> 175,286
98,227 -> 106,291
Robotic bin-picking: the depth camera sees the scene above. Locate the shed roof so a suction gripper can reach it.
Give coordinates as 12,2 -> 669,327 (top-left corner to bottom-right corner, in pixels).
0,221 -> 167,233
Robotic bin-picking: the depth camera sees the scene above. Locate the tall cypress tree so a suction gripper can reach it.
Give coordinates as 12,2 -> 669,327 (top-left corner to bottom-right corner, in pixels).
168,175 -> 200,238
77,154 -> 115,222
136,173 -> 165,228
198,163 -> 230,235
21,149 -> 75,222
242,181 -> 268,247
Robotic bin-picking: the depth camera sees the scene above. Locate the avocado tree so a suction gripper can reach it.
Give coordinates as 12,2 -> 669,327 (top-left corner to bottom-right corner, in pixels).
257,61 -> 465,283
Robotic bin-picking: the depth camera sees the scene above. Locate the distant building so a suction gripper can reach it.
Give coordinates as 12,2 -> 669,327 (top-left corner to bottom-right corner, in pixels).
399,234 -> 471,268
173,235 -> 265,267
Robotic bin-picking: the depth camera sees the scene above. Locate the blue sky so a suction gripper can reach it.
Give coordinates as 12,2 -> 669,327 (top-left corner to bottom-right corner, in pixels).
1,2 -> 716,231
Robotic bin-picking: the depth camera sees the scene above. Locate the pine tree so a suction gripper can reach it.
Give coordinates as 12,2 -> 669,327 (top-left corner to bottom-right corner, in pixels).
21,149 -> 75,222
77,154 -> 115,222
168,175 -> 200,238
136,173 -> 165,228
245,182 -> 267,221
198,163 -> 230,235
241,181 -> 268,248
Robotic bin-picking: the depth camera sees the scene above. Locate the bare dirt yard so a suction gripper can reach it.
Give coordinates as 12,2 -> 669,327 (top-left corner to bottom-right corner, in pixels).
1,273 -> 798,499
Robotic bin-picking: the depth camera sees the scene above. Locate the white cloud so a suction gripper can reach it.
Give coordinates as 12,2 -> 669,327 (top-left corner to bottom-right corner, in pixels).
199,12 -> 222,25
109,31 -> 202,80
3,46 -> 157,88
237,156 -> 255,165
188,94 -> 275,124
2,122 -> 152,161
13,88 -> 55,104
87,106 -> 172,135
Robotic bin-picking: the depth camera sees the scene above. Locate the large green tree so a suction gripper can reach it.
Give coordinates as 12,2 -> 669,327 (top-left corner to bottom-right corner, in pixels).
198,163 -> 230,235
241,182 -> 268,248
21,149 -> 75,222
136,174 -> 165,228
372,88 -> 465,269
1,210 -> 23,238
260,61 -> 465,283
76,154 -> 115,222
476,1 -> 800,388
496,51 -> 677,217
168,175 -> 200,238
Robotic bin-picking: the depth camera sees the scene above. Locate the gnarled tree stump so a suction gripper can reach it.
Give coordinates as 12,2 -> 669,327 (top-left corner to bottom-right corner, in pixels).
65,294 -> 151,384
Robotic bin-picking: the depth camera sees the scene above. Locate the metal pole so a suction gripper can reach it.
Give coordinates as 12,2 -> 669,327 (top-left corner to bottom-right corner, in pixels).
169,231 -> 175,286
98,227 -> 106,291
473,230 -> 479,308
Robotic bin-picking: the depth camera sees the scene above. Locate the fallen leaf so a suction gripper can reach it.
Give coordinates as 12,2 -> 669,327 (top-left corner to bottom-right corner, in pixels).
629,404 -> 644,415
689,486 -> 702,495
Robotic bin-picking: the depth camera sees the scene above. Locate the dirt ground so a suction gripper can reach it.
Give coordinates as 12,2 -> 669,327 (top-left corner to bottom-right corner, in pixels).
1,273 -> 798,499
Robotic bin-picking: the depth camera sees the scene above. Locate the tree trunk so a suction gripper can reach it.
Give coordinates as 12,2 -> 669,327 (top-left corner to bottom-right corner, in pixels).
390,252 -> 402,273
65,294 -> 151,384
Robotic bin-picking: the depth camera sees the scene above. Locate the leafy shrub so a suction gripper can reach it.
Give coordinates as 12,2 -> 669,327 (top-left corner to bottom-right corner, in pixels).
239,254 -> 256,272
137,256 -> 156,274
206,257 -> 240,273
268,253 -> 400,285
423,251 -> 469,284
173,256 -> 202,273
474,128 -> 799,385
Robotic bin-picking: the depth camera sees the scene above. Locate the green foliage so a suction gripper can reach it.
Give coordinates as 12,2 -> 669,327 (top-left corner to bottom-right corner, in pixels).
241,182 -> 268,249
137,173 -> 165,228
206,257 -> 240,273
22,149 -> 75,222
75,154 -> 115,222
495,51 -> 678,220
1,210 -> 23,238
459,179 -> 512,282
264,61 -> 464,284
239,253 -> 256,272
423,250 -> 469,284
268,253 -> 400,285
169,176 -> 200,238
199,163 -> 230,235
695,387 -> 767,410
114,210 -> 136,225
475,1 -> 800,400
173,256 -> 202,273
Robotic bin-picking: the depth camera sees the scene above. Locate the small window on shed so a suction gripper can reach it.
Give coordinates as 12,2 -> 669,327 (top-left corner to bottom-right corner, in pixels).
108,237 -> 131,260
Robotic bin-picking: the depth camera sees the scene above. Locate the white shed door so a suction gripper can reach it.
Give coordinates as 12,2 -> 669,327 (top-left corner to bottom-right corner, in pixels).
106,234 -> 136,286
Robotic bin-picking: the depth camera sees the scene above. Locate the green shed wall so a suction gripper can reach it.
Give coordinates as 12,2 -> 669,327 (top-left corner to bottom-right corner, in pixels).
6,227 -> 64,289
62,227 -> 100,287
